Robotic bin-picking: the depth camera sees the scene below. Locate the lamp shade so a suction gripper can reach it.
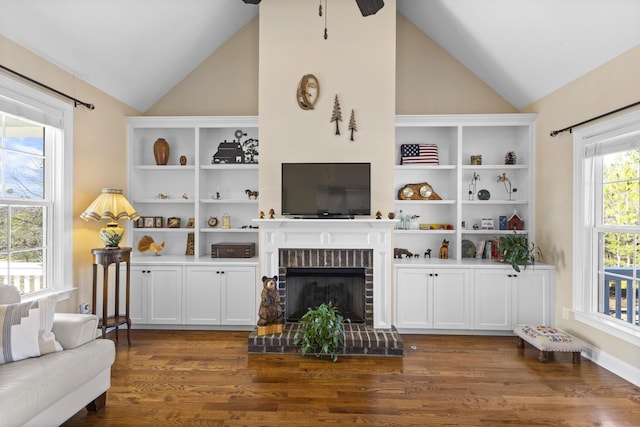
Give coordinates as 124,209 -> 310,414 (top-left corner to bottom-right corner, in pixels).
80,189 -> 140,247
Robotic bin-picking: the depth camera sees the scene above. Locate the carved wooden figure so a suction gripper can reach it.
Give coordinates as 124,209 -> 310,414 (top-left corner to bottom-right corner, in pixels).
257,276 -> 284,336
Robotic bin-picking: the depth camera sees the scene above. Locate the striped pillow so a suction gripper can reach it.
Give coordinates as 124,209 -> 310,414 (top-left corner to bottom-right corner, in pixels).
0,295 -> 62,364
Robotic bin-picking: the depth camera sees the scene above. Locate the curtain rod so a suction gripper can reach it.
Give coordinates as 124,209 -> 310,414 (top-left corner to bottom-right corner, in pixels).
0,64 -> 95,110
550,100 -> 640,137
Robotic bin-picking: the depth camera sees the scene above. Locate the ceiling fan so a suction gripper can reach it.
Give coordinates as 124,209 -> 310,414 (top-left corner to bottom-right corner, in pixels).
241,0 -> 385,17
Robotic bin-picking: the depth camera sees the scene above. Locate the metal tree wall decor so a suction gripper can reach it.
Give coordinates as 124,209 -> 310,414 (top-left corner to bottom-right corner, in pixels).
349,109 -> 357,141
331,95 -> 342,135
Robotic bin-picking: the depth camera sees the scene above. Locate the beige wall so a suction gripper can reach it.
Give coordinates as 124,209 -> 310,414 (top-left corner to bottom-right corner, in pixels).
146,17 -> 259,116
396,14 -> 515,114
258,0 -> 395,214
522,44 -> 640,370
0,35 -> 139,312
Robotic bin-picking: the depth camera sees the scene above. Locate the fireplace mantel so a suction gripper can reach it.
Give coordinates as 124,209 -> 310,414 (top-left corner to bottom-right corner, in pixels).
253,218 -> 396,329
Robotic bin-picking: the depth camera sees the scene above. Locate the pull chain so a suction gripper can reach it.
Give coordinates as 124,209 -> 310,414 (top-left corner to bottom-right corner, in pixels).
324,0 -> 328,39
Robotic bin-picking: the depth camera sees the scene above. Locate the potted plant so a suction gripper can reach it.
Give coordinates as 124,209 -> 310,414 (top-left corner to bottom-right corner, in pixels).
497,232 -> 541,272
293,302 -> 349,362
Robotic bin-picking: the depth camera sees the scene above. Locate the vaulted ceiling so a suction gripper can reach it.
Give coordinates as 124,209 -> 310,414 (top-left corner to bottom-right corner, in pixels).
1,0 -> 638,112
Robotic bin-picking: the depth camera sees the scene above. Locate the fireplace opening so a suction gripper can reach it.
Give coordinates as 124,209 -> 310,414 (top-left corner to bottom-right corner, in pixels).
285,267 -> 366,323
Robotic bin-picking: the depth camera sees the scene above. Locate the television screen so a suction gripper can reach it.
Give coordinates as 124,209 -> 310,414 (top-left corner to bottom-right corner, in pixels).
282,163 -> 371,218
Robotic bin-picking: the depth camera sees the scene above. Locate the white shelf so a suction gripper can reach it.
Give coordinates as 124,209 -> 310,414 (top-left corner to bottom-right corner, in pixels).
461,164 -> 528,170
396,229 -> 456,235
132,228 -> 195,233
199,199 -> 258,204
127,116 -> 259,259
134,199 -> 195,204
134,165 -> 196,171
462,229 -> 529,235
461,200 -> 528,205
199,228 -> 259,233
394,113 -> 537,261
200,164 -> 258,170
395,199 -> 457,205
395,165 -> 456,171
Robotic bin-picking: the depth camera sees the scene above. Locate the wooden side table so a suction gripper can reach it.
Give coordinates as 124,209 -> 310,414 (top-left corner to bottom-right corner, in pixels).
91,247 -> 132,345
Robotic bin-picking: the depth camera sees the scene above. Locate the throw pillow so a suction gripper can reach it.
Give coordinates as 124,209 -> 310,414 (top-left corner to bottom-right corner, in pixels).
0,295 -> 62,364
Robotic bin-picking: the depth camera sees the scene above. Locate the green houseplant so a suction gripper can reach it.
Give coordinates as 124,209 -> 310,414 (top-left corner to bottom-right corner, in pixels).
497,232 -> 541,272
293,302 -> 349,362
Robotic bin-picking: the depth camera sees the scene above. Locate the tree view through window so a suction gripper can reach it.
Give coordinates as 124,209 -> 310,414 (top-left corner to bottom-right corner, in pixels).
0,113 -> 47,293
600,149 -> 640,326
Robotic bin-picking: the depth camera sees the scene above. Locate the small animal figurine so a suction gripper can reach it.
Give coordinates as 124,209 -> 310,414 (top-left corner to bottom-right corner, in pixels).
269,208 -> 275,219
439,239 -> 449,259
424,249 -> 432,259
245,189 -> 259,199
259,210 -> 265,219
394,248 -> 413,259
375,211 -> 382,219
137,235 -> 165,256
257,276 -> 283,327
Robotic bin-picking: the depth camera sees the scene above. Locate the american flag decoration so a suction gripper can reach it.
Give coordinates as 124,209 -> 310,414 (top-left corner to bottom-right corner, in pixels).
401,144 -> 439,165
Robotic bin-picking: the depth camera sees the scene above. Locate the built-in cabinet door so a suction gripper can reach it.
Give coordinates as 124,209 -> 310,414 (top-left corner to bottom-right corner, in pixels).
512,269 -> 550,327
146,265 -> 182,324
395,268 -> 432,329
474,269 -> 512,330
127,266 -> 146,323
185,267 -> 222,325
221,266 -> 257,325
433,269 -> 470,329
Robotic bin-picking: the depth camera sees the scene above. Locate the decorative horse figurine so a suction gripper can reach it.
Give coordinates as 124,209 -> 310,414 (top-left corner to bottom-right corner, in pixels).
245,189 -> 259,199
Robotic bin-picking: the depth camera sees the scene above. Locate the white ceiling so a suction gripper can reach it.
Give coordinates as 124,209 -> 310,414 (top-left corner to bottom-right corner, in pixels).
1,0 -> 638,112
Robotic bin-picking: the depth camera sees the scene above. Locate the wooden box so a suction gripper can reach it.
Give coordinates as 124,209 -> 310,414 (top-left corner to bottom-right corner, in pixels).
211,242 -> 256,258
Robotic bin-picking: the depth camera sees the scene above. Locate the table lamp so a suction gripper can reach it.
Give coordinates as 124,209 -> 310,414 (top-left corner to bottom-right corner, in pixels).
80,188 -> 140,248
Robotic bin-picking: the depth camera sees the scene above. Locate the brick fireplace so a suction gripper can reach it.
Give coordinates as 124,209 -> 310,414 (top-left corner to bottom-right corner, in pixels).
248,219 -> 403,356
279,248 -> 373,326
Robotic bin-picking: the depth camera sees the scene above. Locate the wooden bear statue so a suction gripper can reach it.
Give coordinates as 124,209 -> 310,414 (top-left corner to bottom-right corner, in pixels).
439,239 -> 449,259
257,276 -> 284,327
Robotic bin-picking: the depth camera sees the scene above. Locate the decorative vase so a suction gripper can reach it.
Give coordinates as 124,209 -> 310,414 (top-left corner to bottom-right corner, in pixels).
100,223 -> 124,247
179,155 -> 187,166
153,138 -> 169,165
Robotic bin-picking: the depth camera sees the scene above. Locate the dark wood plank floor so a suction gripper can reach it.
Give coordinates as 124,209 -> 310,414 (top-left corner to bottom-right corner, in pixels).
63,330 -> 640,426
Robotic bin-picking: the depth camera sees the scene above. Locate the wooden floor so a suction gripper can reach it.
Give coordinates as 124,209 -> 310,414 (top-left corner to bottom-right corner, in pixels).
63,330 -> 640,427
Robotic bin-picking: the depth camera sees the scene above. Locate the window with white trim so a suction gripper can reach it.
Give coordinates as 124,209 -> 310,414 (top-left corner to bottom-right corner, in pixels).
0,75 -> 73,297
574,110 -> 640,345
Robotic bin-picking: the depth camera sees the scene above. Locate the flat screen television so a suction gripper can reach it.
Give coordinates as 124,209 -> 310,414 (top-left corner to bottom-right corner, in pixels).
282,162 -> 371,218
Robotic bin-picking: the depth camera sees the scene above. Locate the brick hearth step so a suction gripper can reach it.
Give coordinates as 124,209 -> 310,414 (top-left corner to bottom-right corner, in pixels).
248,323 -> 404,357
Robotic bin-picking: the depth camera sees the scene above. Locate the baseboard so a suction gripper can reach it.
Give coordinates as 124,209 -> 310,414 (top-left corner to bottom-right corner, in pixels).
582,344 -> 640,387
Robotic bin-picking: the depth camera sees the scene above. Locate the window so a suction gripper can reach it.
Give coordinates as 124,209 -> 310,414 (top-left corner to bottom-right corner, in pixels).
0,74 -> 73,297
574,110 -> 640,345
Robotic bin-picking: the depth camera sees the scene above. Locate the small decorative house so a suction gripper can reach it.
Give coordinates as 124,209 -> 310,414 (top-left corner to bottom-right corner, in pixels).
508,211 -> 524,230
212,140 -> 245,164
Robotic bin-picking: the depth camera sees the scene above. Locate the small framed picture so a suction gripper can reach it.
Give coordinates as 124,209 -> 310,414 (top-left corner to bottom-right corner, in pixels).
481,218 -> 494,230
167,217 -> 181,228
135,217 -> 145,228
144,217 -> 154,228
186,218 -> 195,228
154,217 -> 163,228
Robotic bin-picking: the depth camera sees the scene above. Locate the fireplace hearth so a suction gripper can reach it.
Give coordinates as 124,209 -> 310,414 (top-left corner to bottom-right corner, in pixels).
249,219 -> 403,356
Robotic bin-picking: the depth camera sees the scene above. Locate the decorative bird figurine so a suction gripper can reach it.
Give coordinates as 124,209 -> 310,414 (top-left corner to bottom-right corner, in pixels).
138,235 -> 165,256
